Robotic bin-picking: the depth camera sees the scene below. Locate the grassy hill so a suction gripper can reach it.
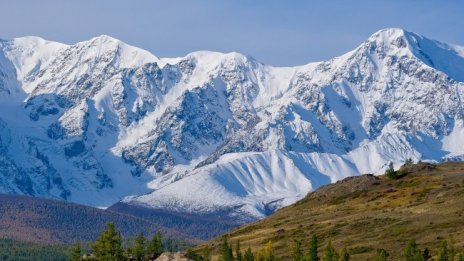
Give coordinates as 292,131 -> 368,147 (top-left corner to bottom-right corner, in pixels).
200,162 -> 464,260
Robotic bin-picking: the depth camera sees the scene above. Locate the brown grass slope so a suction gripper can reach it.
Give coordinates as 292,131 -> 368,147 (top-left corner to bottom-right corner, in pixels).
201,162 -> 464,260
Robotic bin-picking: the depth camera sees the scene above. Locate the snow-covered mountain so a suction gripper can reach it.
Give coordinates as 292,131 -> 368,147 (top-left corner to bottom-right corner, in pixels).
0,28 -> 463,222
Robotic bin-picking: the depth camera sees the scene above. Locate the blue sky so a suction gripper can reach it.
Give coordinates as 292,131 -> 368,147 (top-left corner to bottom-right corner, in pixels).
0,0 -> 463,66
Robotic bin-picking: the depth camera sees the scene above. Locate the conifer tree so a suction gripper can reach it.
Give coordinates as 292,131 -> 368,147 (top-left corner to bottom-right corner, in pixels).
219,237 -> 234,261
69,243 -> 81,261
125,246 -> 133,260
405,158 -> 413,165
202,245 -> 212,261
133,233 -> 146,261
385,162 -> 397,179
166,238 -> 176,252
244,247 -> 255,261
307,234 -> 319,261
147,231 -> 163,258
235,240 -> 243,261
338,248 -> 350,261
323,241 -> 338,261
292,240 -> 303,261
404,239 -> 424,261
422,248 -> 432,261
92,222 -> 124,261
374,249 -> 388,261
437,240 -> 449,261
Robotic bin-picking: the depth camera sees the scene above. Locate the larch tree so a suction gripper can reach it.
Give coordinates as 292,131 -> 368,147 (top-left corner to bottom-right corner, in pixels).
307,235 -> 319,261
92,222 -> 124,261
133,233 -> 146,261
292,240 -> 303,261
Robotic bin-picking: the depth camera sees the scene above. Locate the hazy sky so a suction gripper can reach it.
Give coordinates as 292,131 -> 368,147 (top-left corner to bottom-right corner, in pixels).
0,0 -> 463,66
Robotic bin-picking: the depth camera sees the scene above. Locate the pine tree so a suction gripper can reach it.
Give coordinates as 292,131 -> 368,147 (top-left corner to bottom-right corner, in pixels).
219,237 -> 234,261
422,248 -> 432,261
235,240 -> 243,261
202,245 -> 212,261
374,249 -> 388,261
92,222 -> 124,261
69,243 -> 81,261
338,248 -> 349,261
405,158 -> 413,165
307,234 -> 319,261
404,239 -> 424,261
244,247 -> 255,261
125,246 -> 133,260
292,240 -> 303,261
323,241 -> 338,261
437,241 -> 449,261
385,162 -> 397,179
147,231 -> 163,258
133,233 -> 146,261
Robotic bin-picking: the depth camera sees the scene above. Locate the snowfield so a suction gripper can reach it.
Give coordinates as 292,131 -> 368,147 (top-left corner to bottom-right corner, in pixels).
0,28 -> 463,221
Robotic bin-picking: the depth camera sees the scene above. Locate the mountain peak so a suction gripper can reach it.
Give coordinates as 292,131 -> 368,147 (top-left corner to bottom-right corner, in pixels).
364,28 -> 411,50
88,34 -> 122,45
370,28 -> 407,38
366,28 -> 464,82
75,34 -> 159,67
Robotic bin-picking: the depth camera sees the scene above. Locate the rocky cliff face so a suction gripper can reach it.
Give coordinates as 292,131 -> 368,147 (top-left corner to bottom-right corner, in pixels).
0,28 -> 463,221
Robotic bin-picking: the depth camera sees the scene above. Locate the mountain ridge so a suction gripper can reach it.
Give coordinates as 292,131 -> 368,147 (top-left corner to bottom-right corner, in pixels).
0,28 -> 463,223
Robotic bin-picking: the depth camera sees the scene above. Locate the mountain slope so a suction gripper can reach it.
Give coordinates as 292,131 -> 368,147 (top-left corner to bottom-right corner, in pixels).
0,193 -> 197,244
120,28 -> 464,221
0,28 -> 463,224
200,162 -> 464,260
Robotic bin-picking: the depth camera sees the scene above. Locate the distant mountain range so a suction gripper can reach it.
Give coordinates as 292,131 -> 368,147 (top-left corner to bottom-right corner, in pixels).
0,28 -> 463,224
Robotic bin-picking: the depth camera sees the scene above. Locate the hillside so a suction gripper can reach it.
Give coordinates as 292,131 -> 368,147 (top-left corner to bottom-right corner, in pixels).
0,194 -> 195,244
201,162 -> 464,260
108,202 -> 239,239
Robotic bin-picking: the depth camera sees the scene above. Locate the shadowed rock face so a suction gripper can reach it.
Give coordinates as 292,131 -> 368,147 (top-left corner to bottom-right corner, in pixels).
0,29 -> 463,222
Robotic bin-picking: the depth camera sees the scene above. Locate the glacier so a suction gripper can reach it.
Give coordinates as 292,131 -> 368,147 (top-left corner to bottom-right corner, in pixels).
0,28 -> 463,222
